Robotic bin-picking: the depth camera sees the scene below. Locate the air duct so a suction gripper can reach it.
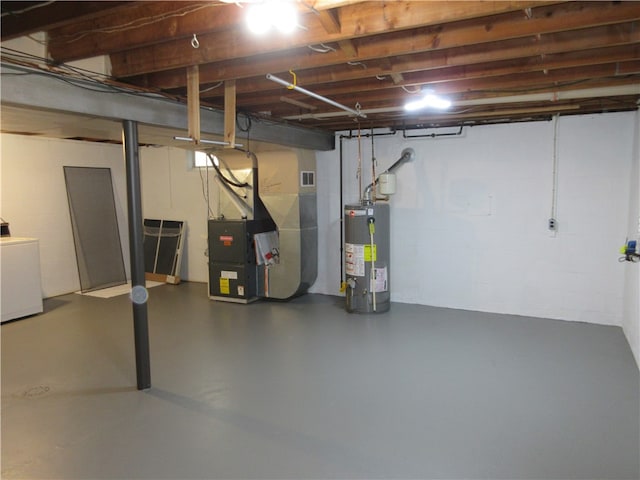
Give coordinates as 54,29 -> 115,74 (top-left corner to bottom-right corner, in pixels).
257,149 -> 318,298
207,148 -> 317,302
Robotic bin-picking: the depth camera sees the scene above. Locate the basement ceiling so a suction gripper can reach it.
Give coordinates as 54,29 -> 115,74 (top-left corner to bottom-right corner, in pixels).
1,0 -> 639,135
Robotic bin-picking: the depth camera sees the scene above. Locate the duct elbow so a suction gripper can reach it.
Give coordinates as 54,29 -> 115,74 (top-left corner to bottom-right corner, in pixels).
401,147 -> 416,163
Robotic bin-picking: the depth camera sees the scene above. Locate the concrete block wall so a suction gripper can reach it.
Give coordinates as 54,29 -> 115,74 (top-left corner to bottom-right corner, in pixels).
139,146 -> 216,283
0,134 -> 129,297
622,111 -> 640,367
1,112 -> 637,352
312,112 -> 636,329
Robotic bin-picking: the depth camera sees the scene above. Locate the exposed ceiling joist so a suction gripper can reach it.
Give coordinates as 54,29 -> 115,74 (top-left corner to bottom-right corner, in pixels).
105,1 -> 551,78
0,1 -> 131,40
1,0 -> 638,134
129,15 -> 640,90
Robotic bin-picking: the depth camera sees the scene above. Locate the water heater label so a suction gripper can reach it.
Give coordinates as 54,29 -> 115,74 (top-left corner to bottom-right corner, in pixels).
372,267 -> 388,292
347,209 -> 366,217
345,243 -> 365,277
364,244 -> 377,261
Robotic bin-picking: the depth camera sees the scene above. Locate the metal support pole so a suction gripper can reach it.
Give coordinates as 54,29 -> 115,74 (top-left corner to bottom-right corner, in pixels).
122,120 -> 151,390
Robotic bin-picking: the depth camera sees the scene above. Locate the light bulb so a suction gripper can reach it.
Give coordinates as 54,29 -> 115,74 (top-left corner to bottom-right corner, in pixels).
404,89 -> 451,111
273,1 -> 298,34
246,4 -> 271,35
404,98 -> 426,111
246,1 -> 298,35
423,93 -> 451,110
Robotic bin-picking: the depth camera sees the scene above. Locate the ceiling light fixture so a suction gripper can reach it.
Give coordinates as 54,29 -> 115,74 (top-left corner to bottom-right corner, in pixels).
246,1 -> 298,35
404,88 -> 452,112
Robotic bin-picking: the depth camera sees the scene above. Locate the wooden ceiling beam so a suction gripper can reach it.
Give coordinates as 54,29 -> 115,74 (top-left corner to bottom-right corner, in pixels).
317,8 -> 341,34
306,0 -> 368,9
338,40 -> 358,58
350,66 -> 640,105
47,2 -> 243,63
50,1 -> 548,64
1,1 -> 132,41
229,62 -> 640,111
109,1 -> 554,77
285,95 -> 640,130
126,16 -> 640,90
280,94 -> 640,127
216,42 -> 640,99
46,1 -> 370,62
205,73 -> 640,119
224,80 -> 236,148
187,65 -> 201,144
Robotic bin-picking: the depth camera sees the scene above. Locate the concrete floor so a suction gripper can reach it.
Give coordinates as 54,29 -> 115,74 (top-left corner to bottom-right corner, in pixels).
1,281 -> 639,479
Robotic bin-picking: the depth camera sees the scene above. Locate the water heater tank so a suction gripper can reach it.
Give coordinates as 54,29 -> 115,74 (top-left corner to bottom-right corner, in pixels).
344,203 -> 390,313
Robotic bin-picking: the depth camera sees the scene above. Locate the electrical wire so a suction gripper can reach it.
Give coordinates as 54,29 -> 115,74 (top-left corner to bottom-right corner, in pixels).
347,61 -> 367,70
199,82 -> 223,94
467,75 -> 640,95
401,85 -> 421,94
0,53 -> 175,101
1,1 -> 55,17
218,155 -> 249,186
236,112 -> 252,132
236,112 -> 253,152
51,3 -> 219,43
3,47 -> 407,160
198,161 -> 215,219
207,153 -> 249,188
307,43 -> 336,53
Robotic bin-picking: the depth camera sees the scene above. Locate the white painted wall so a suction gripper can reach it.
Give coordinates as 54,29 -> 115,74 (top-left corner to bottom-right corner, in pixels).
311,112 -> 636,327
0,134 -> 130,297
1,34 -> 46,59
1,112 -> 636,338
139,146 -> 215,282
0,137 -> 210,298
622,111 -> 640,367
2,34 -> 111,76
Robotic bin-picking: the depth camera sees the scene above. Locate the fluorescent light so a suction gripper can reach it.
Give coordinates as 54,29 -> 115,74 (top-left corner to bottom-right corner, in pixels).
404,89 -> 452,111
423,93 -> 452,109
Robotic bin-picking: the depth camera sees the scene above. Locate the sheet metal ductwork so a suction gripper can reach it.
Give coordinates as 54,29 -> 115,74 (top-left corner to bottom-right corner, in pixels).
208,149 -> 317,302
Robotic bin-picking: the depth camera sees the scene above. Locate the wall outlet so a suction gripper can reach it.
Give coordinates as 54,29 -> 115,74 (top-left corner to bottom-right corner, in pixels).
548,218 -> 557,231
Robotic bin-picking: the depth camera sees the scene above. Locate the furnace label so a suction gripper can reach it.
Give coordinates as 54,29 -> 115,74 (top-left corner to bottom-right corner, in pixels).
219,278 -> 230,294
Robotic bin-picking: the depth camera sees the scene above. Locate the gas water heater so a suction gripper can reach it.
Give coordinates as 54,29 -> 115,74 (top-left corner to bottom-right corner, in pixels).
344,148 -> 415,313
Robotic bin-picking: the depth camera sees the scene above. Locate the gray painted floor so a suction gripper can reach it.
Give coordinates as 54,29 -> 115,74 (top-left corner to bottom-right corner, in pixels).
1,282 -> 639,479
